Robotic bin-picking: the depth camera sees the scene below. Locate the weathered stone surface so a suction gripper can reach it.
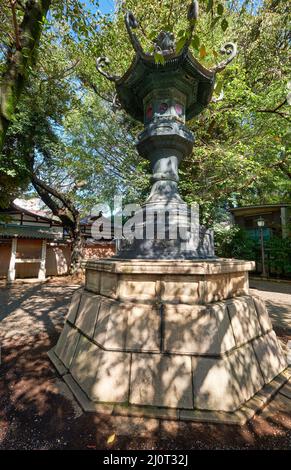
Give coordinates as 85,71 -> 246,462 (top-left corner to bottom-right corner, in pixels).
50,257 -> 288,423
85,258 -> 255,276
160,275 -> 199,304
201,272 -> 248,304
66,289 -> 82,324
279,379 -> 291,399
130,353 -> 193,409
63,374 -> 115,414
125,304 -> 161,352
119,274 -> 157,302
227,296 -> 261,346
93,299 -> 127,350
207,302 -> 236,353
163,302 -> 235,355
70,335 -> 130,403
179,408 -> 251,425
75,292 -> 101,338
100,272 -> 118,298
252,295 -> 273,333
55,323 -> 80,369
192,343 -> 264,412
48,348 -> 67,376
252,331 -> 287,384
229,272 -> 248,296
202,273 -> 230,303
85,269 -> 101,294
113,404 -> 179,420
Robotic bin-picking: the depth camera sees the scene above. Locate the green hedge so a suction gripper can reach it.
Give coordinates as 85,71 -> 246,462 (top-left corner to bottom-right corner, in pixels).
214,225 -> 291,277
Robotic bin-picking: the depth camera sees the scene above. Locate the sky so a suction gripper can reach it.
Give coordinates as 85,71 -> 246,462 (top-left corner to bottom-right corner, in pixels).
99,0 -> 115,14
84,0 -> 115,15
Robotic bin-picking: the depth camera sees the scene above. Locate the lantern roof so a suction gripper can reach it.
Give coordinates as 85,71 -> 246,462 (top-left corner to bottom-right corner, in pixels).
114,49 -> 215,123
96,1 -> 237,123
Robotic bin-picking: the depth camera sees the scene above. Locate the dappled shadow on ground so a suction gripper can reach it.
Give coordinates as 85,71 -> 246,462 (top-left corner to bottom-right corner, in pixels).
0,282 -> 291,449
250,280 -> 291,296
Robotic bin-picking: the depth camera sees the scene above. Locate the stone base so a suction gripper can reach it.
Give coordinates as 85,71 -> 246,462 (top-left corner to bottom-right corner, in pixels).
49,258 -> 289,424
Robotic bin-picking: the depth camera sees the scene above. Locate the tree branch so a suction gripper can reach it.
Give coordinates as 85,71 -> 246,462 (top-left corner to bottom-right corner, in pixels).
10,0 -> 21,50
256,99 -> 290,120
31,173 -> 79,219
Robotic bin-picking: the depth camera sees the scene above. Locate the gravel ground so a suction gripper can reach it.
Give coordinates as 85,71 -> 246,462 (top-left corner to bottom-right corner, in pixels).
0,277 -> 290,450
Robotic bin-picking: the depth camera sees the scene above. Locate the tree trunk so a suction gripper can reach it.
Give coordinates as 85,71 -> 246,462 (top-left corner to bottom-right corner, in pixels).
31,175 -> 83,274
70,226 -> 84,275
0,0 -> 51,152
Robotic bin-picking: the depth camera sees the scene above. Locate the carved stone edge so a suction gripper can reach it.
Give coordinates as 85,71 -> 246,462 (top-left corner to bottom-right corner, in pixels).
85,258 -> 255,275
48,354 -> 290,425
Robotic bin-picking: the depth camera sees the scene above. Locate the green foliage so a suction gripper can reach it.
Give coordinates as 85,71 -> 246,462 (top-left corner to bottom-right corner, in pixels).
265,236 -> 291,275
0,0 -> 290,229
214,224 -> 291,276
214,224 -> 257,259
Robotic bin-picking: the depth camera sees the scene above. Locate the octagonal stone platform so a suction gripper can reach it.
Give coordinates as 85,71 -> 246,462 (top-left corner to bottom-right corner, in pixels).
49,258 -> 289,424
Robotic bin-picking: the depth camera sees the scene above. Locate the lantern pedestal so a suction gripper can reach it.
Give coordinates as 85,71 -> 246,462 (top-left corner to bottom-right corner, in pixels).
49,258 -> 289,424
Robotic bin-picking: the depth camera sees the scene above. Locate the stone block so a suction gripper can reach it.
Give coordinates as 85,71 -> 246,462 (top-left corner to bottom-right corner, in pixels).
252,295 -> 273,333
55,322 -> 80,369
93,299 -> 127,350
100,272 -> 118,298
252,331 -> 287,384
202,272 -> 248,303
163,302 -> 235,355
229,272 -> 248,296
118,274 -> 157,302
192,343 -> 264,412
48,348 -> 67,376
280,380 -> 291,399
202,273 -> 230,303
125,304 -> 161,352
85,270 -> 100,294
227,296 -> 261,346
179,408 -> 250,425
207,302 -> 237,353
66,289 -> 82,324
70,335 -> 130,403
160,275 -> 199,304
63,374 -> 114,414
130,353 -> 193,409
75,292 -> 102,338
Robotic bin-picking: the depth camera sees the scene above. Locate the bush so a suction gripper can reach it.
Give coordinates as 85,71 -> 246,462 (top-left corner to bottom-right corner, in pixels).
214,225 -> 257,260
265,236 -> 291,275
214,224 -> 291,277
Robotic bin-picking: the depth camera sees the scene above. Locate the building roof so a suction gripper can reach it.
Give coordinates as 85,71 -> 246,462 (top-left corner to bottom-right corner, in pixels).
0,225 -> 60,240
12,202 -> 61,224
230,204 -> 291,215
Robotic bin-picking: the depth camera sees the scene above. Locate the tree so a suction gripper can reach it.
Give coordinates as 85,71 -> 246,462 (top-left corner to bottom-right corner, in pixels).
2,0 -> 290,257
0,0 -> 101,203
0,0 -> 52,152
82,0 -> 290,225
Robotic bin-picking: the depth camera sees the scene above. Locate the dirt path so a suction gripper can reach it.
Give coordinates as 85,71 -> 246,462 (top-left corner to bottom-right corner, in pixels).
0,279 -> 290,450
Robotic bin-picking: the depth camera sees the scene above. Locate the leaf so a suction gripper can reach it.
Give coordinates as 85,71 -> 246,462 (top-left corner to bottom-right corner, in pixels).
176,37 -> 186,54
215,79 -> 223,95
148,31 -> 158,40
217,4 -> 224,16
211,17 -> 220,29
199,44 -> 207,59
221,18 -> 228,32
191,34 -> 200,50
154,52 -> 165,65
107,433 -> 116,444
